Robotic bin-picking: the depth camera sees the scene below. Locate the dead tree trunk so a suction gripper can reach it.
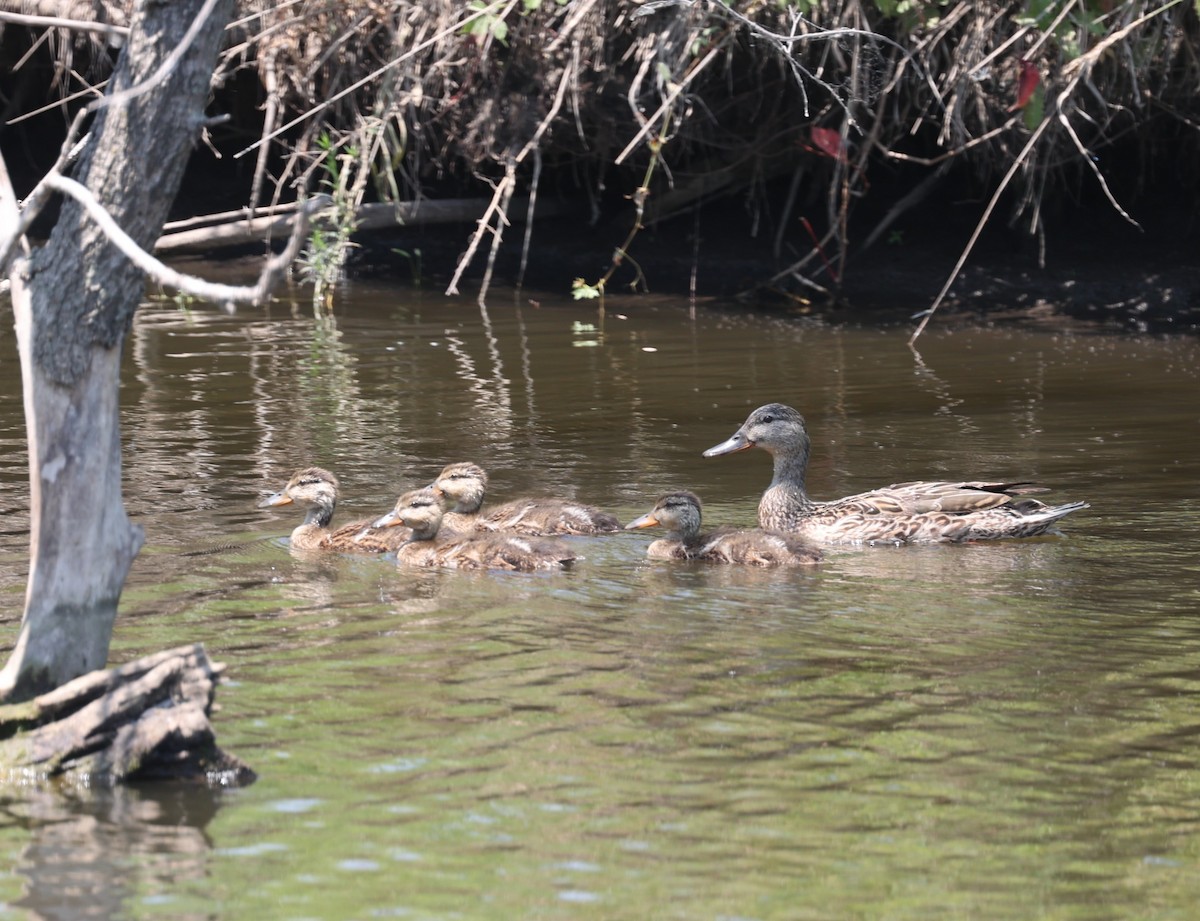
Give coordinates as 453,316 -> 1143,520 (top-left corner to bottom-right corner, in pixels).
0,644 -> 254,784
0,0 -> 235,702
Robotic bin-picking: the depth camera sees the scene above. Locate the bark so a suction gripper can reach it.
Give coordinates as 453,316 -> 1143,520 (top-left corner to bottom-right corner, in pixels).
0,644 -> 254,785
0,0 -> 235,702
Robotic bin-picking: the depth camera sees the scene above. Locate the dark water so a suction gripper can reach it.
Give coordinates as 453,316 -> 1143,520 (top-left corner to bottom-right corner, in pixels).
0,284 -> 1199,920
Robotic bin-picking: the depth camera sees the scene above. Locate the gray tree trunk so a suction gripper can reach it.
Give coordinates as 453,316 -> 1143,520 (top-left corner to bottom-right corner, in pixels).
0,0 -> 235,702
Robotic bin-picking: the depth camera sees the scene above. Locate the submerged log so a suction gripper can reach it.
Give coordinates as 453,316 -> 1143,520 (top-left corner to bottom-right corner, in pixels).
0,644 -> 254,787
154,197 -> 570,254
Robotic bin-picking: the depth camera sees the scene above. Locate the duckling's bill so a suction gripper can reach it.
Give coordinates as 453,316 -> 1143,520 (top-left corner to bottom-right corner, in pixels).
625,512 -> 660,530
258,491 -> 293,508
372,509 -> 403,529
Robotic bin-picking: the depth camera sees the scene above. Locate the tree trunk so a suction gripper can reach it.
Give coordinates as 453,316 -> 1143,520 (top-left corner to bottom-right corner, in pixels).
0,0 -> 235,702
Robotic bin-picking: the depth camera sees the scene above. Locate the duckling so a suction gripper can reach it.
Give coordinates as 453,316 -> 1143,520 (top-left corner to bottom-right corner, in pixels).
626,491 -> 822,565
372,487 -> 579,571
432,462 -> 621,536
703,403 -> 1089,544
257,467 -> 409,552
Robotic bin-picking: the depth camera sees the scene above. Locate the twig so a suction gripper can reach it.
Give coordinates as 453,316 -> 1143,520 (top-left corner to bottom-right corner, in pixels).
858,162 -> 951,254
1021,0 -> 1079,63
515,148 -> 541,291
614,34 -> 724,166
478,161 -> 518,306
249,50 -> 280,217
1062,0 -> 1184,80
0,10 -> 129,38
446,63 -> 574,299
1056,109 -> 1138,228
234,1 -> 505,160
908,117 -> 1050,346
908,0 -> 1184,344
46,174 -> 325,310
5,78 -> 109,126
0,151 -> 23,263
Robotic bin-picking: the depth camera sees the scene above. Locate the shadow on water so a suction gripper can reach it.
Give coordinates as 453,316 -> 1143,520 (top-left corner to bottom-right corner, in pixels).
1,284 -> 1200,918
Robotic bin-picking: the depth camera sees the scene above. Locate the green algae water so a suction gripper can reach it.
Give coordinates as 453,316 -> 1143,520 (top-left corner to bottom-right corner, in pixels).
0,285 -> 1197,920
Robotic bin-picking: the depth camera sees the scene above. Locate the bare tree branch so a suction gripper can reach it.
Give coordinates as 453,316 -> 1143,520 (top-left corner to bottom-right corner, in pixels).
44,174 -> 327,310
0,8 -> 128,39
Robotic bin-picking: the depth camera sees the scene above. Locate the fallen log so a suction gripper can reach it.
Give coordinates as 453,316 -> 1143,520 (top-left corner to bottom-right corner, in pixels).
154,197 -> 570,254
0,644 -> 254,787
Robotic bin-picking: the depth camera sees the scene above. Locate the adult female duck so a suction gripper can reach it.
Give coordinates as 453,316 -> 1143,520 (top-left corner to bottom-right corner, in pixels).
703,403 -> 1088,544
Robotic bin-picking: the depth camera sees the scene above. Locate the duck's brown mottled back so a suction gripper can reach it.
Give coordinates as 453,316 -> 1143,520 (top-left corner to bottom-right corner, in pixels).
433,462 -> 620,536
373,486 -> 579,571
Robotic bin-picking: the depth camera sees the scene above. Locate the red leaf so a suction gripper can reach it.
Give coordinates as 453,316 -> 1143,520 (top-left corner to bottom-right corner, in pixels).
809,126 -> 846,162
1010,61 -> 1040,112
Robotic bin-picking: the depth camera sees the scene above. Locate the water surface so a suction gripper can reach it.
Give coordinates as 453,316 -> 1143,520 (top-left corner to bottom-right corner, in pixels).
0,285 -> 1198,920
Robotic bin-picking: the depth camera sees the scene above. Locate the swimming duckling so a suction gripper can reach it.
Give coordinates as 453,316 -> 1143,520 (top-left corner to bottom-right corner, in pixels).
704,403 -> 1089,544
626,491 -> 822,565
257,467 -> 409,552
432,462 -> 620,536
372,487 -> 579,571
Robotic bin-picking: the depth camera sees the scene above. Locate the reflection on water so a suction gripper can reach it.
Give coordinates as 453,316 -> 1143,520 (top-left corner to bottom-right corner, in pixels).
2,786 -> 221,921
1,286 -> 1200,918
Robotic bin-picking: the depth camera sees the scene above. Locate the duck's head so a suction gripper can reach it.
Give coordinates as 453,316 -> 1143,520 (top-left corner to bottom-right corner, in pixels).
432,462 -> 488,513
625,491 -> 703,539
258,467 -> 339,512
703,403 -> 808,458
372,486 -> 446,539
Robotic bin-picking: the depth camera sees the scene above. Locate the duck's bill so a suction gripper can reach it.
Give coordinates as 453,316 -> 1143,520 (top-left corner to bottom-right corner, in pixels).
624,513 -> 661,530
372,509 -> 402,529
702,432 -> 752,457
257,491 -> 292,508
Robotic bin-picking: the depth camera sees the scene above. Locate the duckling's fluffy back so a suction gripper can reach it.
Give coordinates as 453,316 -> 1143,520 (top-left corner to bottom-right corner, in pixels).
398,532 -> 579,571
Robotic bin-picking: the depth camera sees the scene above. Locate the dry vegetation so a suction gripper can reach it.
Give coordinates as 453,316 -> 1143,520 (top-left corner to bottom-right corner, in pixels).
3,0 -> 1198,312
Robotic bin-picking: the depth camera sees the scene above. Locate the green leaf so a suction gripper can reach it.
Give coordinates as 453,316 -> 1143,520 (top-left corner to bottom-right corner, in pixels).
1023,84 -> 1045,131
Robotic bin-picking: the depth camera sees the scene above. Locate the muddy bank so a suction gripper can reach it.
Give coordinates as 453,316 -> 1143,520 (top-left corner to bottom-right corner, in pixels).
345,184 -> 1200,335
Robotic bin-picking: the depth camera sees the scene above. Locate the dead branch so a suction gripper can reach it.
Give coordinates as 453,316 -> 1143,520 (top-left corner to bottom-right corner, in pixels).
0,644 -> 253,785
47,173 -> 325,309
0,6 -> 129,38
446,62 -> 574,301
156,196 -> 567,254
909,0 -> 1185,343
